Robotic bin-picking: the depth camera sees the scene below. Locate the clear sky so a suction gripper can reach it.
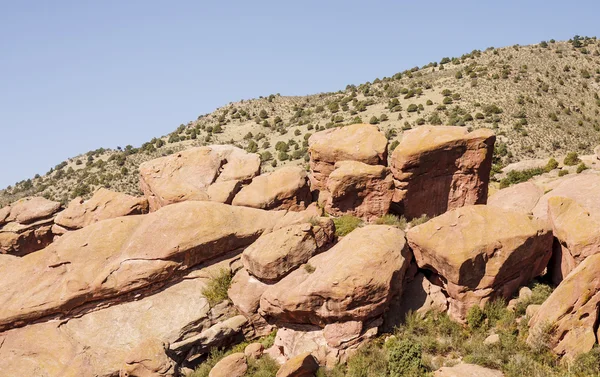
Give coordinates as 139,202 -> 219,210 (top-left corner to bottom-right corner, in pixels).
1,0 -> 598,189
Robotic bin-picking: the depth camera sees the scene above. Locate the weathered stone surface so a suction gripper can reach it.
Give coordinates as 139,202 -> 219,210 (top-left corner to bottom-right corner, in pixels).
55,188 -> 148,230
242,220 -> 335,282
209,353 -> 247,377
244,342 -> 264,359
120,339 -> 176,377
0,268 -> 235,377
227,268 -> 273,336
324,161 -> 394,220
390,126 -> 495,219
232,166 -> 312,211
0,197 -> 61,256
276,352 -> 319,377
207,180 -> 242,204
397,273 -> 448,318
139,145 -> 260,211
308,124 -> 388,190
260,225 -> 411,326
532,173 -> 600,221
434,363 -> 504,377
528,253 -> 600,359
0,201 -> 284,331
407,205 -> 553,320
487,182 -> 543,214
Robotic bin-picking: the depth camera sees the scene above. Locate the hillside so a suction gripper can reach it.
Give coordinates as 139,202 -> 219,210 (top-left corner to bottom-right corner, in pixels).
2,36 -> 600,206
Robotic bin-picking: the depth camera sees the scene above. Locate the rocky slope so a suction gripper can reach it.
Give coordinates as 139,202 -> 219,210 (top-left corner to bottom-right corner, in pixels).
3,122 -> 600,376
3,37 -> 600,207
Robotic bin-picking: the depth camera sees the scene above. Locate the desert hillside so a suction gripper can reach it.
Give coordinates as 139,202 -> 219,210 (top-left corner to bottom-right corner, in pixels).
2,36 -> 600,206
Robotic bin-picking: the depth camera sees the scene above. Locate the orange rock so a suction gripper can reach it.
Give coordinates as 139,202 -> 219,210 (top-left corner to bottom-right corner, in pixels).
390,126 -> 495,219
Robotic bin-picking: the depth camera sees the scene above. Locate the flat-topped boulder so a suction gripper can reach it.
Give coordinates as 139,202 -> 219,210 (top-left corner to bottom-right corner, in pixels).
308,124 -> 388,190
232,166 -> 312,211
324,161 -> 394,220
0,201 -> 284,331
242,219 -> 335,282
532,173 -> 600,220
487,182 -> 543,214
0,196 -> 61,256
390,126 -> 495,219
407,205 -> 552,320
139,145 -> 260,211
528,253 -> 600,359
260,225 -> 411,326
55,188 -> 148,230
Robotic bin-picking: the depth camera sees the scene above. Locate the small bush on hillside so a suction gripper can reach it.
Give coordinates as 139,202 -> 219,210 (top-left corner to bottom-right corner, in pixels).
333,216 -> 363,236
387,338 -> 426,377
558,169 -> 569,177
545,158 -> 559,171
577,162 -> 588,173
375,214 -> 408,228
564,152 -> 580,166
201,268 -> 232,307
410,214 -> 430,227
407,104 -> 418,112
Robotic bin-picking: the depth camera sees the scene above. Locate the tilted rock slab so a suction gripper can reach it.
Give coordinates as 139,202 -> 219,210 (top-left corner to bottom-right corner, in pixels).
407,205 -> 552,321
55,187 -> 148,230
528,253 -> 600,359
487,181 -> 543,214
232,166 -> 312,211
390,126 -> 495,219
0,196 -> 61,256
260,225 -> 411,326
434,363 -> 504,377
242,219 -> 335,282
308,124 -> 388,190
139,145 -> 260,211
0,201 -> 284,331
325,161 -> 394,220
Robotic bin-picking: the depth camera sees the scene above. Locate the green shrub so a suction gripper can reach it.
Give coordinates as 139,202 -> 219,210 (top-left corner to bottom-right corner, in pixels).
201,268 -> 232,307
410,214 -> 430,227
545,158 -> 558,171
466,305 -> 486,330
558,169 -> 568,177
576,162 -> 588,173
333,215 -> 363,236
499,167 -> 546,189
563,152 -> 580,166
375,214 -> 407,228
407,104 -> 418,112
387,338 -> 426,377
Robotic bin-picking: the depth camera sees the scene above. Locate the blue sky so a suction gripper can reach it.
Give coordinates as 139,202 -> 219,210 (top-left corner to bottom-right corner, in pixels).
1,0 -> 598,189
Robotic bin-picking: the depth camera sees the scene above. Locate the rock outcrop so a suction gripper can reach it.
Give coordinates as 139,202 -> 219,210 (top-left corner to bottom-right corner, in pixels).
260,225 -> 411,325
0,201 -> 284,330
487,181 -> 543,214
407,205 -> 552,320
139,145 -> 260,211
434,363 -> 504,377
0,196 -> 61,256
324,161 -> 394,220
55,188 -> 148,230
232,166 -> 312,211
390,126 -> 495,219
276,352 -> 319,377
308,124 -> 388,190
528,253 -> 600,359
242,219 -> 335,282
209,353 -> 247,377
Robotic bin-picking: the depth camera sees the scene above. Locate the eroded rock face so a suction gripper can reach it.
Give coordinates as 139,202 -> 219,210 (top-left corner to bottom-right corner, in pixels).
390,126 -> 495,219
528,253 -> 600,359
0,197 -> 61,256
0,266 -> 237,377
0,201 -> 284,331
242,219 -> 335,282
308,124 -> 388,190
407,205 -> 552,321
397,273 -> 448,319
232,166 -> 312,211
260,225 -> 411,326
325,161 -> 393,220
139,145 -> 260,211
55,188 -> 148,230
487,182 -> 543,214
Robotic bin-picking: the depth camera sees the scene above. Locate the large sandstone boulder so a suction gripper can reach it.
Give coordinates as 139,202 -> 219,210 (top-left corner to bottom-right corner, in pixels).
276,352 -> 319,377
434,363 -> 504,377
531,174 -> 600,283
242,219 -> 335,282
55,188 -> 148,230
324,161 -> 393,220
390,126 -> 495,219
487,182 -> 543,214
260,225 -> 411,326
209,353 -> 247,377
528,253 -> 600,359
0,265 -> 238,377
407,205 -> 553,320
139,145 -> 260,211
308,124 -> 388,190
227,268 -> 273,335
0,201 -> 284,331
232,166 -> 312,211
0,196 -> 61,256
